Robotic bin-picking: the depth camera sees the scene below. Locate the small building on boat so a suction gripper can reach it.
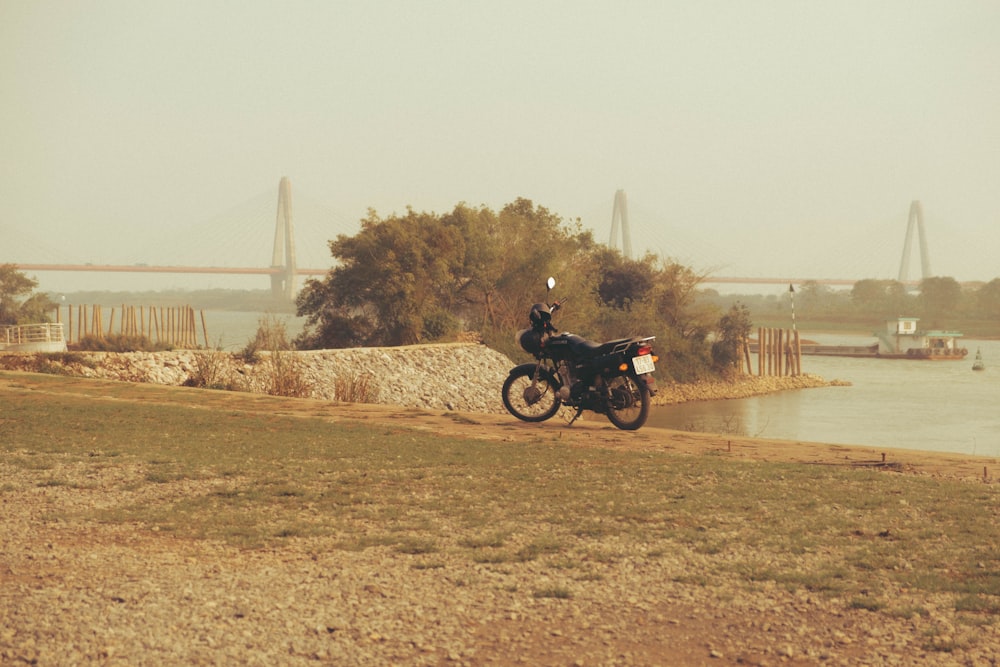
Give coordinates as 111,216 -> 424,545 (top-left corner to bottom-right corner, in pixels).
875,317 -> 967,359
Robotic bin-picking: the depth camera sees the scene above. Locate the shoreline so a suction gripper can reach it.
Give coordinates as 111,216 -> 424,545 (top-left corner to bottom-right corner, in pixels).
2,368 -> 996,483
652,373 -> 842,405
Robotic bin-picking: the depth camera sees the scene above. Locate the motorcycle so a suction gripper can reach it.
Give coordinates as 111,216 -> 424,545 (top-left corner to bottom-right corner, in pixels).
501,277 -> 659,431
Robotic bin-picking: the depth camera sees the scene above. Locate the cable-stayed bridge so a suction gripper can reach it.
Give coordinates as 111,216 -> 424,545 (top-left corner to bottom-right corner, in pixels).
9,179 -> 939,299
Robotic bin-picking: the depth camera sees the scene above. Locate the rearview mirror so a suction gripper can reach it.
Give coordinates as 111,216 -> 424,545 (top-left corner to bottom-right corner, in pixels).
546,277 -> 556,290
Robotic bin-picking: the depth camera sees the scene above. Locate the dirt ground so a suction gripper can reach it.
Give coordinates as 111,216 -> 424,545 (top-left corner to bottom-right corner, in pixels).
3,374 -> 999,665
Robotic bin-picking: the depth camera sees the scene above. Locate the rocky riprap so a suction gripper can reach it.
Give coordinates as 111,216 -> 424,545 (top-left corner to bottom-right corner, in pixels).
0,343 -> 515,414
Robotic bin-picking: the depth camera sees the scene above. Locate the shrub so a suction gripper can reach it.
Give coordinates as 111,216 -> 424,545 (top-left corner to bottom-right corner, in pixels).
74,334 -> 172,353
332,372 -> 378,403
244,316 -> 312,398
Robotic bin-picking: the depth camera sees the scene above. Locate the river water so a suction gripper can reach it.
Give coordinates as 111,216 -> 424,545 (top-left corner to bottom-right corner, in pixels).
202,312 -> 999,457
647,334 -> 1000,457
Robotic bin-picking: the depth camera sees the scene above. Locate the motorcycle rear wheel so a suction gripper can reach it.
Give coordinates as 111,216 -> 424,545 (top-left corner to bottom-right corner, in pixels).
502,367 -> 561,422
604,375 -> 650,430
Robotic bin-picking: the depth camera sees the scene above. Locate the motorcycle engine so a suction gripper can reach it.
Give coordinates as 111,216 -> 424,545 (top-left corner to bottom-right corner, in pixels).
557,362 -> 575,401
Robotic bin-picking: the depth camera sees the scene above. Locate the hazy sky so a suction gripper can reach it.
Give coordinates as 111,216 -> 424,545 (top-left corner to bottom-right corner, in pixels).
3,1 -> 999,293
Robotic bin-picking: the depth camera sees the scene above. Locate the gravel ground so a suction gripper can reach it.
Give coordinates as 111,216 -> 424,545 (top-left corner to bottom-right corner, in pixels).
3,464 -> 997,667
0,480 -> 1000,665
2,348 -> 996,665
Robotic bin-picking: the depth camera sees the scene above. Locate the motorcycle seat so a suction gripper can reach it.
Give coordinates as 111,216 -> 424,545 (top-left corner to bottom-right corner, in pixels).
558,334 -> 634,357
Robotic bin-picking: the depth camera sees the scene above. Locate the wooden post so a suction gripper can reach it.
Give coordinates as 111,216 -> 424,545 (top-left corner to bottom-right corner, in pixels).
108,308 -> 116,337
200,310 -> 209,349
766,328 -> 772,377
67,305 -> 73,345
772,328 -> 779,376
766,328 -> 774,376
743,339 -> 753,376
794,329 -> 802,376
757,327 -> 764,376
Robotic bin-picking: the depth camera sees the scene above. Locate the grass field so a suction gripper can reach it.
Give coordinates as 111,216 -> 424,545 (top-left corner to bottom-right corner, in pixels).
3,372 -> 998,633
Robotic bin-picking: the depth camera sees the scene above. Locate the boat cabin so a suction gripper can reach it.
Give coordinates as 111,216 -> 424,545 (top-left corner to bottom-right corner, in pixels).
877,317 -> 965,358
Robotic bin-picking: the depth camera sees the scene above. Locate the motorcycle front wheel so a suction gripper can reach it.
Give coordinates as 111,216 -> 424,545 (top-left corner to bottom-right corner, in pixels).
501,367 -> 562,422
604,374 -> 650,431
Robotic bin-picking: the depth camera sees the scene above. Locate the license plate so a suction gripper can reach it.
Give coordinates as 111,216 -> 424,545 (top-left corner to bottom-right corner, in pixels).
632,354 -> 655,375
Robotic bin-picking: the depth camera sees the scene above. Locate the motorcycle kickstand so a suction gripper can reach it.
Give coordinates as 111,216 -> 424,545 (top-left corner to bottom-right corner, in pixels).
567,406 -> 585,426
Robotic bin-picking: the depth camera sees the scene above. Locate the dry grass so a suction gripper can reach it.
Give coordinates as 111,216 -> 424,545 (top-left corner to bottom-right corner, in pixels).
2,375 -> 998,632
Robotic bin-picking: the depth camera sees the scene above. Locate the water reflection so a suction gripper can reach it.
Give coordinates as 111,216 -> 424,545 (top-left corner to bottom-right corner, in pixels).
647,336 -> 1000,457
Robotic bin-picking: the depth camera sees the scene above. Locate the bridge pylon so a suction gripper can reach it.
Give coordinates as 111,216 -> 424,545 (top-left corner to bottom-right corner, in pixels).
898,200 -> 931,284
271,176 -> 298,300
609,189 -> 633,260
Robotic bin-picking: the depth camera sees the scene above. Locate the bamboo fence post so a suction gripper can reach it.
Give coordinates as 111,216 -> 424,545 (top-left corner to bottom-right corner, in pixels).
153,308 -> 160,343
764,328 -> 771,375
67,305 -> 73,345
785,329 -> 795,375
769,328 -> 774,376
774,329 -> 785,377
108,308 -> 116,337
78,305 -> 84,342
781,329 -> 787,376
785,329 -> 791,376
743,339 -> 753,375
784,330 -> 794,376
200,310 -> 209,349
757,327 -> 763,376
772,329 -> 778,376
794,329 -> 802,376
759,328 -> 765,376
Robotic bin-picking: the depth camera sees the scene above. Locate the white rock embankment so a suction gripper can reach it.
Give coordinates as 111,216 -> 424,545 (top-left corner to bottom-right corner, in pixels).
1,344 -> 516,414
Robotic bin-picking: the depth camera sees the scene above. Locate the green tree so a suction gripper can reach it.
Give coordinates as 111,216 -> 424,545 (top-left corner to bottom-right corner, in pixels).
712,302 -> 752,374
0,264 -> 56,325
449,198 -> 593,334
593,249 -> 656,310
293,197 -> 737,382
294,199 -> 593,349
295,208 -> 466,348
918,276 -> 962,325
976,278 -> 1000,320
850,279 -> 912,316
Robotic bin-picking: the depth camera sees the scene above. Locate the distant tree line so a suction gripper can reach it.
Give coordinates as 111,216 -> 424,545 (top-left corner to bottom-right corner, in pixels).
294,199 -> 751,382
703,276 -> 1000,336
